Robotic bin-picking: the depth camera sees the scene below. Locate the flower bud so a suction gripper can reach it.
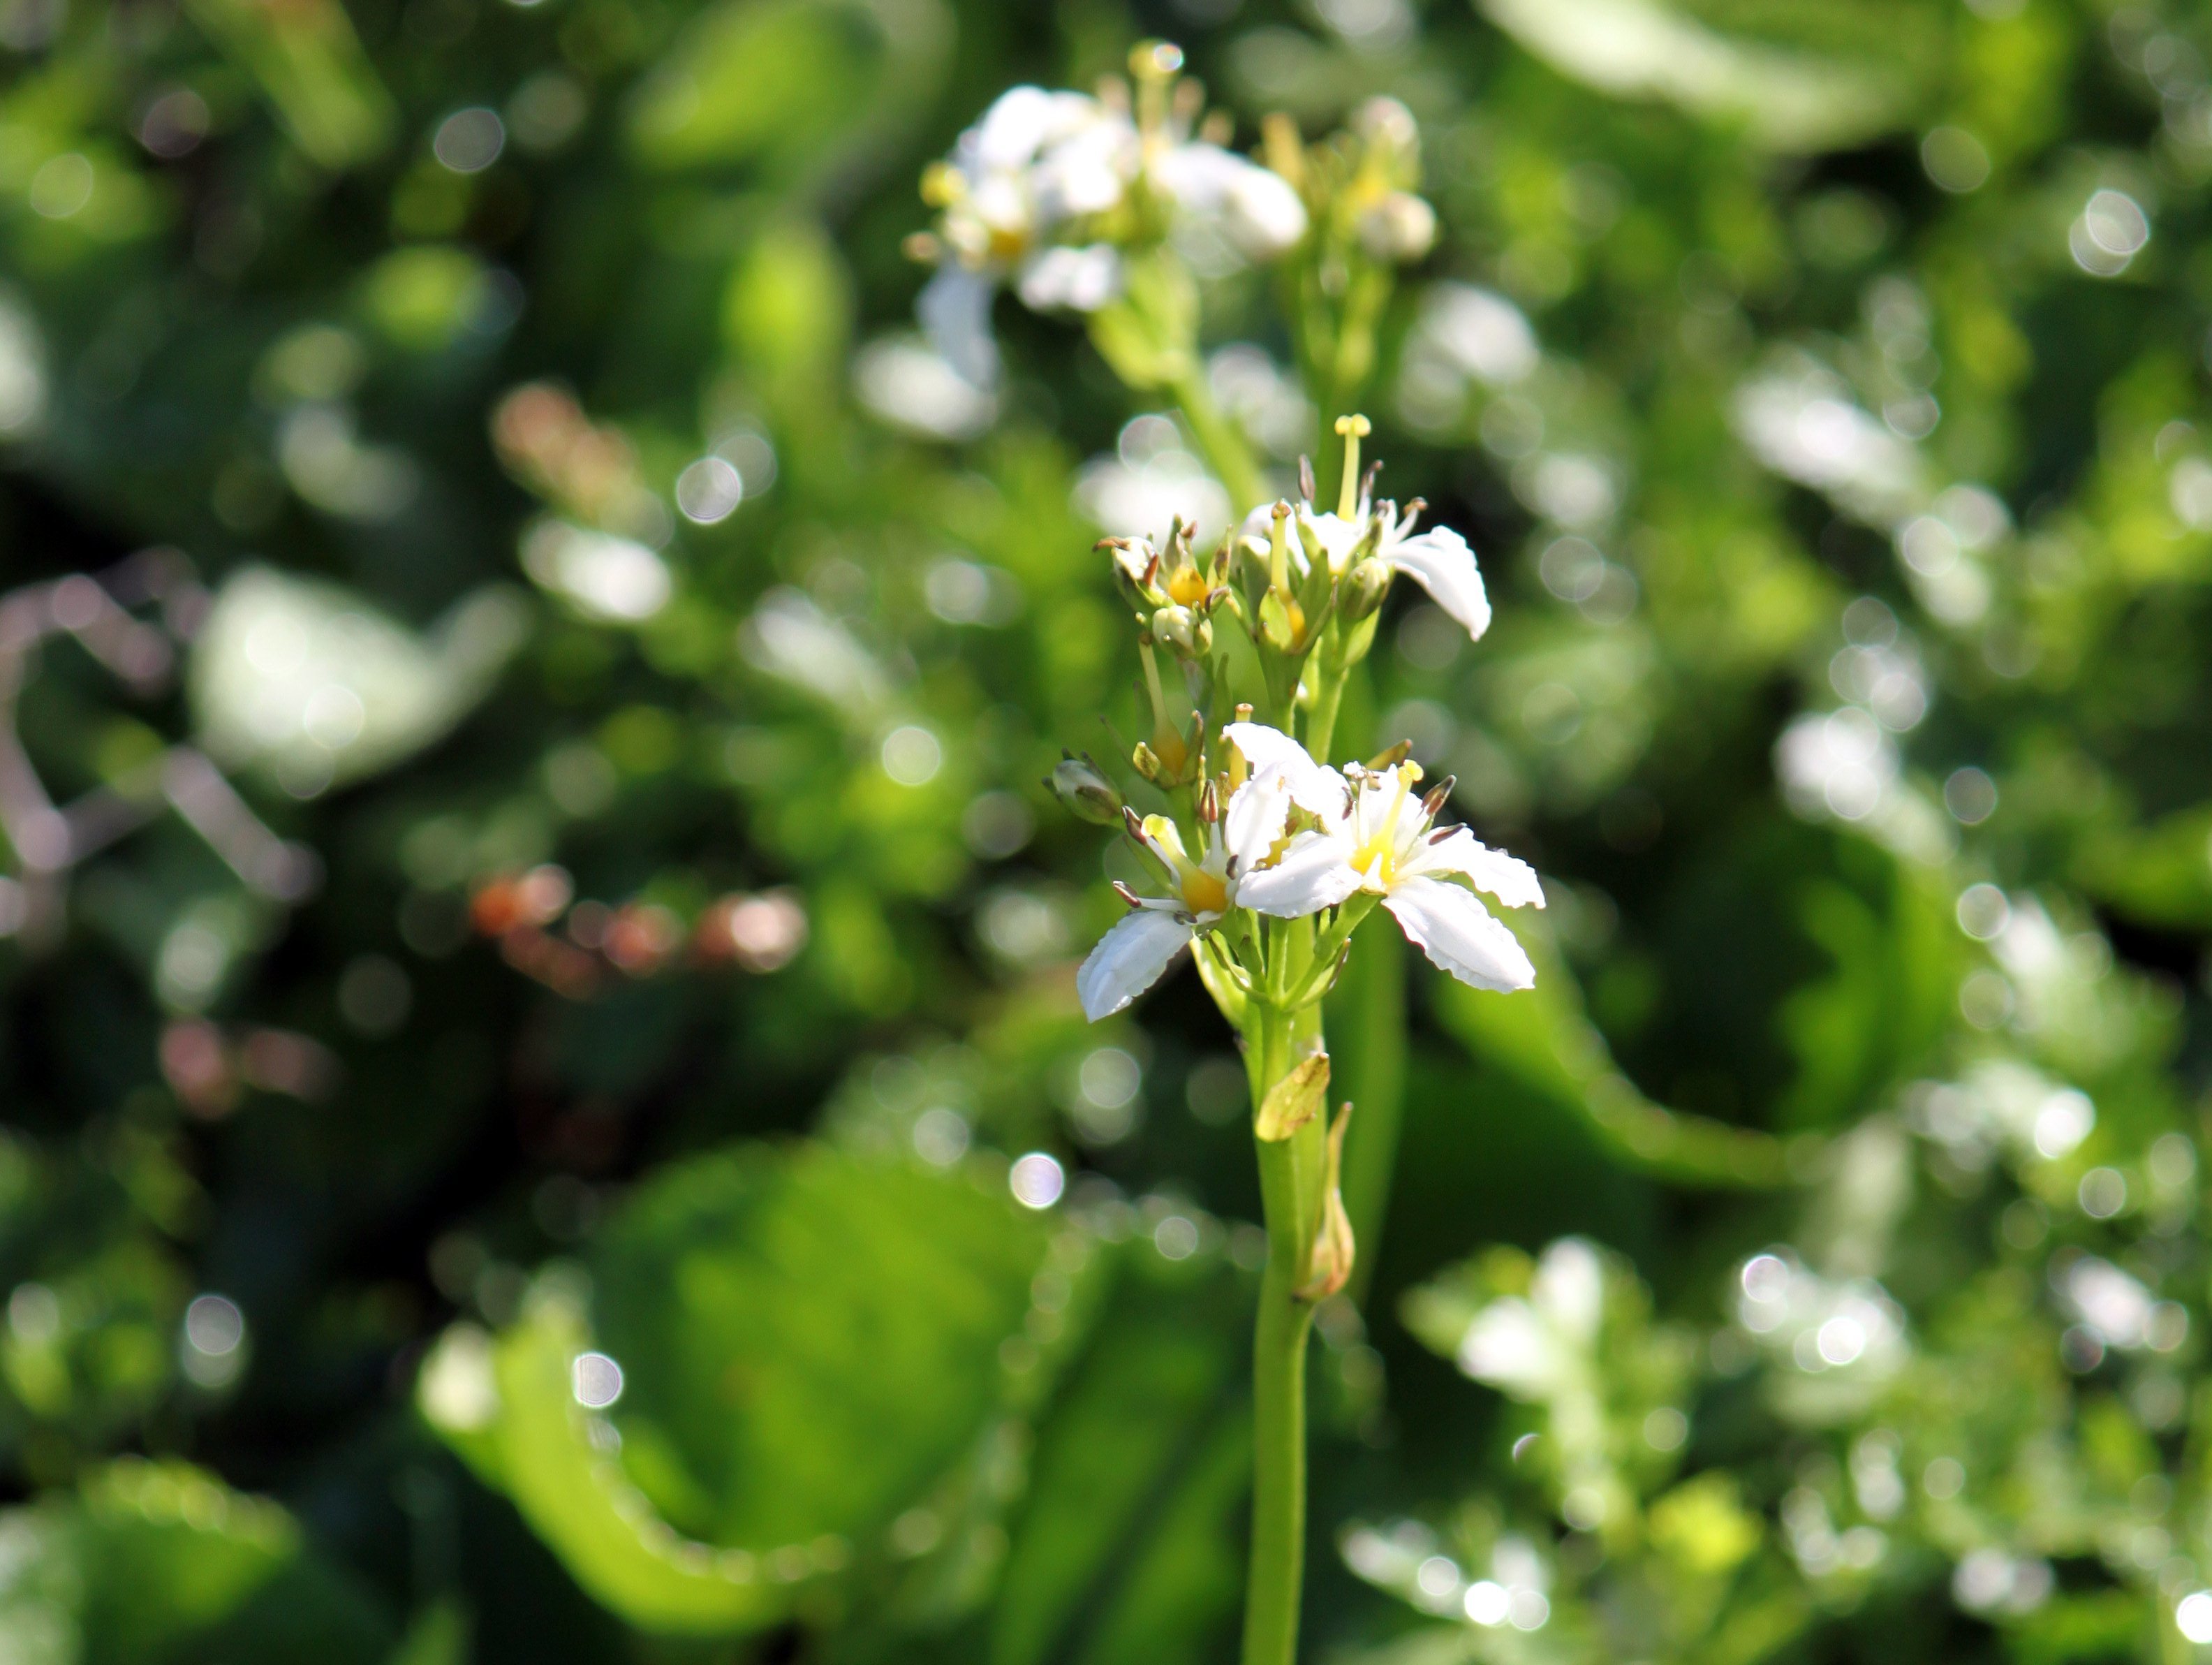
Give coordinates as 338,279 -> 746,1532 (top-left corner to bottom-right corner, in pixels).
1339,557 -> 1394,623
1358,192 -> 1437,262
1049,752 -> 1123,825
1151,604 -> 1200,657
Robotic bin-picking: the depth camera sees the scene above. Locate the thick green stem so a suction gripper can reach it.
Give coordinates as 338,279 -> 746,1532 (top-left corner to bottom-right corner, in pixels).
1172,365 -> 1267,517
1243,1002 -> 1323,1665
1327,923 -> 1404,1303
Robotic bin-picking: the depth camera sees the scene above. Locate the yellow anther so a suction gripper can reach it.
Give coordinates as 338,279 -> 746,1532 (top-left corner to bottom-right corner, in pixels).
920,161 -> 964,208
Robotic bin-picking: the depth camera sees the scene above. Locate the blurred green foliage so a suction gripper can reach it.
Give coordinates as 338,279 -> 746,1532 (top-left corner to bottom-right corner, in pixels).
1,0 -> 2211,1659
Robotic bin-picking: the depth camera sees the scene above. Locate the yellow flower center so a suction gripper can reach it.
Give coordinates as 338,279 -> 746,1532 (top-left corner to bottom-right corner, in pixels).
1165,564 -> 1211,608
1350,764 -> 1420,890
1180,868 -> 1230,915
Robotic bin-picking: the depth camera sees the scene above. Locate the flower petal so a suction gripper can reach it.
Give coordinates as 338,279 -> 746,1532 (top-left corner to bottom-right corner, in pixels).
1382,876 -> 1535,992
1236,831 -> 1362,918
1016,244 -> 1123,313
917,266 -> 1001,390
1152,144 -> 1308,258
1076,908 -> 1195,1020
1223,772 -> 1291,870
1407,826 -> 1545,908
1387,527 -> 1491,640
1223,721 -> 1347,818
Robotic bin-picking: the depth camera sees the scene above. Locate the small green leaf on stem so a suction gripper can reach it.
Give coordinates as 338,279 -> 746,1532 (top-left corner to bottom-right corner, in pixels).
1255,1051 -> 1329,1141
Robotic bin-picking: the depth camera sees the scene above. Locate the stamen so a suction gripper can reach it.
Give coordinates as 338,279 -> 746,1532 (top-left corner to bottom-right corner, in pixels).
1112,880 -> 1144,909
1123,805 -> 1146,841
1139,638 -> 1170,729
1333,413 -> 1371,519
1297,455 -> 1316,505
1420,777 -> 1456,819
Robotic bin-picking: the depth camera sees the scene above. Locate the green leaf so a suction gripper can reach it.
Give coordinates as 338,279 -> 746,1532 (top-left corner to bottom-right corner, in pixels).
182,0 -> 394,168
985,1242 -> 1253,1665
626,0 -> 950,175
0,1460 -> 395,1665
420,1142 -> 1068,1635
1478,0 -> 1936,152
1433,916 -> 1804,1188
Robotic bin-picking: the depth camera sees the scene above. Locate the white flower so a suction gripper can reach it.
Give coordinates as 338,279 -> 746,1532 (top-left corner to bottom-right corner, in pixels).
1150,142 -> 1308,258
1075,721 -> 1340,1020
920,84 -> 1307,388
1236,749 -> 1542,994
1244,494 -> 1493,641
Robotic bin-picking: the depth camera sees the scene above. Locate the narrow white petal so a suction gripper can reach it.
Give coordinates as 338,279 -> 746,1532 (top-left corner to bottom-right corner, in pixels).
1387,527 -> 1491,640
1236,832 -> 1362,918
1223,721 -> 1347,818
1383,876 -> 1535,992
1407,827 -> 1545,909
1076,909 -> 1194,1020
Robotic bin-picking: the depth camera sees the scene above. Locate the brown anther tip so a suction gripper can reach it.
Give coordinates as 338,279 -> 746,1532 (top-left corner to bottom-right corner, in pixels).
1361,459 -> 1383,494
1112,880 -> 1145,909
1421,776 -> 1457,816
1123,806 -> 1146,839
1297,456 -> 1317,503
1427,824 -> 1459,845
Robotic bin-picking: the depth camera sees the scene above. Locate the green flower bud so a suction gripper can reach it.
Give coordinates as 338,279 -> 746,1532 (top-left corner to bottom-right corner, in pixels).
1339,557 -> 1394,623
1048,752 -> 1123,825
1151,604 -> 1200,657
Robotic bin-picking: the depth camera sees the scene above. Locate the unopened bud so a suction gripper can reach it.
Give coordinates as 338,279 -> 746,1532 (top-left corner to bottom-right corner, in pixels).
1049,752 -> 1123,825
1132,740 -> 1170,784
1352,96 -> 1419,154
1359,191 -> 1438,262
1151,604 -> 1200,657
1197,779 -> 1220,823
1340,557 -> 1393,622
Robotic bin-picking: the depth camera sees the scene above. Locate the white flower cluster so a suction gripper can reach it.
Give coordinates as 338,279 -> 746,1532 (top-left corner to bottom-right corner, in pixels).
1077,721 -> 1542,1020
917,75 -> 1308,386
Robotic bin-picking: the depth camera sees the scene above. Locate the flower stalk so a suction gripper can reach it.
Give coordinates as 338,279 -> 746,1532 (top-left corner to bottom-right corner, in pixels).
922,49 -> 1522,1664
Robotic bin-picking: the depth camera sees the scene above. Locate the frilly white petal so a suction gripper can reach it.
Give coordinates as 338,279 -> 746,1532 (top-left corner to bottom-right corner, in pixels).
1234,831 -> 1363,918
1223,772 -> 1291,870
1382,876 -> 1535,992
1387,526 -> 1491,640
917,266 -> 1001,390
1016,244 -> 1124,313
1076,907 -> 1195,1020
1222,721 -> 1346,818
1151,145 -> 1308,258
1299,511 -> 1365,574
1408,827 -> 1545,909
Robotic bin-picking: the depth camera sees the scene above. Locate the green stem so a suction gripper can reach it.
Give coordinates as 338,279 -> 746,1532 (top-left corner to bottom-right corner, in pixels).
1327,923 -> 1404,1304
1242,1002 -> 1322,1665
1172,364 -> 1267,518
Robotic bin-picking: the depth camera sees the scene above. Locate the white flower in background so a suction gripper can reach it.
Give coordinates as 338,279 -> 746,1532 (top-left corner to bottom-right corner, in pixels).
1248,489 -> 1494,640
190,568 -> 526,797
917,78 -> 1306,387
2054,1252 -> 2185,1354
1735,1248 -> 1908,1389
1077,413 -> 1233,545
853,335 -> 1001,441
521,519 -> 671,622
737,587 -> 890,716
1149,140 -> 1308,259
1733,351 -> 1926,528
1455,1238 -> 1603,1397
1907,1059 -> 2094,1173
1227,727 -> 1542,993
